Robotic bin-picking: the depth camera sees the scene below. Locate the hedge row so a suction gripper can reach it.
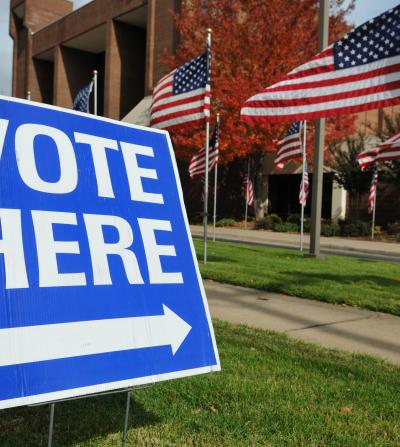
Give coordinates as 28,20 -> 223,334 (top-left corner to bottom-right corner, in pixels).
255,214 -> 374,237
207,215 -> 400,238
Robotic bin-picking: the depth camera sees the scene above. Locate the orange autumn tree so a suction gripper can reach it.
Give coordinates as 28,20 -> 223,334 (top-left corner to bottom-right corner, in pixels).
166,0 -> 355,218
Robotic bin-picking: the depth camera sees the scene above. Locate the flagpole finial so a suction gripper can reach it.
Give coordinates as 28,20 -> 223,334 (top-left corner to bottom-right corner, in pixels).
207,28 -> 212,33
93,70 -> 98,75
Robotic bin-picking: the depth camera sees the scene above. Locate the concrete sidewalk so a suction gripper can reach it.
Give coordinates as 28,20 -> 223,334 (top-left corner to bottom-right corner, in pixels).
191,225 -> 400,261
204,280 -> 400,364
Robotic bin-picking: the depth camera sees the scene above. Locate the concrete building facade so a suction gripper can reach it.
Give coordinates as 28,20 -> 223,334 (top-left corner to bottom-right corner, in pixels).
9,0 -> 179,120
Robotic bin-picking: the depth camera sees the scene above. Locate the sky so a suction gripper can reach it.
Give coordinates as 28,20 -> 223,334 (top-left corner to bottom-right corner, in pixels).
0,0 -> 399,95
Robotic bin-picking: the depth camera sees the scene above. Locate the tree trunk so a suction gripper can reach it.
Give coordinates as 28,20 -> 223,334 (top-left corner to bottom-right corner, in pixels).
254,154 -> 269,220
356,191 -> 360,221
348,192 -> 360,222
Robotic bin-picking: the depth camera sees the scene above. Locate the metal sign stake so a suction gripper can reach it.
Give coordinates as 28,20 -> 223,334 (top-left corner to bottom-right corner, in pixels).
122,390 -> 131,447
48,403 -> 55,447
41,387 -> 136,446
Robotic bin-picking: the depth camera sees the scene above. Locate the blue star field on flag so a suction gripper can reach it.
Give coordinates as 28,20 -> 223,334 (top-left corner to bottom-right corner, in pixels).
210,120 -> 219,149
173,53 -> 209,95
334,6 -> 400,70
150,51 -> 211,130
286,122 -> 300,137
73,82 -> 93,113
274,121 -> 302,170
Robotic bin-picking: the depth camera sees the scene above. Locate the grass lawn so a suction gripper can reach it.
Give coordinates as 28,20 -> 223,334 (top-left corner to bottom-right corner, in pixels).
0,321 -> 399,446
194,239 -> 400,316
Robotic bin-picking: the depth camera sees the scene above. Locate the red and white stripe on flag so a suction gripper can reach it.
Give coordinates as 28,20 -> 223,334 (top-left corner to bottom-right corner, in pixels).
299,163 -> 309,206
368,169 -> 378,214
244,176 -> 254,206
274,121 -> 302,170
189,146 -> 218,178
357,131 -> 400,170
150,53 -> 210,131
240,6 -> 400,124
189,121 -> 220,178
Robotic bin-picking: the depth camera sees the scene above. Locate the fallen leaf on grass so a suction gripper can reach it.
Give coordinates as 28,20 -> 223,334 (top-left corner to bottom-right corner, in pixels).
339,406 -> 352,414
209,404 -> 218,413
0,417 -> 23,432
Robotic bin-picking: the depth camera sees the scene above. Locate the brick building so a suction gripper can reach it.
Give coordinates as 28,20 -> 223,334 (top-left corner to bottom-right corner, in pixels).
8,0 -> 400,225
9,0 -> 179,120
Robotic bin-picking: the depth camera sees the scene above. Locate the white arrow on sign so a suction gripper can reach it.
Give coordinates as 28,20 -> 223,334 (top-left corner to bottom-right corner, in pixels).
0,305 -> 191,367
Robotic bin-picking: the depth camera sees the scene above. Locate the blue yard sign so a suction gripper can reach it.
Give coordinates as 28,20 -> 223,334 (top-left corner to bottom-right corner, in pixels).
0,96 -> 220,409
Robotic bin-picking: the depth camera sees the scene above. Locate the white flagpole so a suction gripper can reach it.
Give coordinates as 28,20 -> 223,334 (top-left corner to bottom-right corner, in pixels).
212,113 -> 220,242
300,120 -> 307,251
93,70 -> 98,115
244,158 -> 250,229
371,176 -> 377,240
203,28 -> 212,264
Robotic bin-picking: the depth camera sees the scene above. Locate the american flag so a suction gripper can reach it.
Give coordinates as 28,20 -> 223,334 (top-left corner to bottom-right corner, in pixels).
201,175 -> 205,203
244,175 -> 254,206
275,121 -> 302,170
189,121 -> 219,178
150,53 -> 210,130
241,6 -> 400,123
368,168 -> 378,214
299,159 -> 310,206
73,82 -> 93,113
357,130 -> 400,170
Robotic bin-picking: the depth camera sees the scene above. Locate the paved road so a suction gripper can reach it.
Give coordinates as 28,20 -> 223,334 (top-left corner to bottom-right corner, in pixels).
204,280 -> 400,364
191,225 -> 400,262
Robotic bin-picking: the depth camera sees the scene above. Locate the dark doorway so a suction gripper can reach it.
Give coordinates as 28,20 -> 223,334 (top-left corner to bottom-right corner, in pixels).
269,173 -> 333,219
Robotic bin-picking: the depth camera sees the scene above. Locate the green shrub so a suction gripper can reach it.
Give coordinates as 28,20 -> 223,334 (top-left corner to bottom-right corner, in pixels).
358,221 -> 372,236
189,213 -> 203,224
321,218 -> 333,226
321,223 -> 340,237
255,214 -> 283,230
387,221 -> 400,236
287,215 -> 309,231
341,220 -> 371,237
286,213 -> 301,225
273,222 -> 299,233
269,214 -> 283,225
255,217 -> 270,230
342,223 -> 359,237
216,218 -> 236,228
